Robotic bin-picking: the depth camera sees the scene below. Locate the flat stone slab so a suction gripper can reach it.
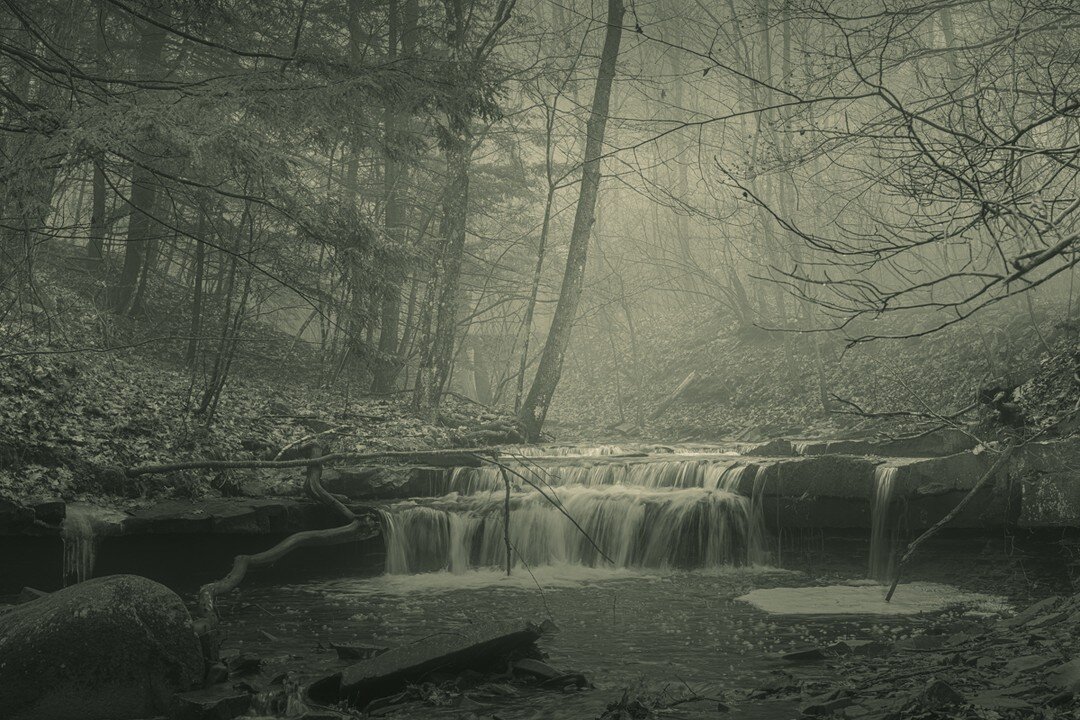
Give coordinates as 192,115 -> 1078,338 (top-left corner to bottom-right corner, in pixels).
308,621 -> 546,708
121,499 -> 339,535
793,429 -> 977,458
750,456 -> 879,499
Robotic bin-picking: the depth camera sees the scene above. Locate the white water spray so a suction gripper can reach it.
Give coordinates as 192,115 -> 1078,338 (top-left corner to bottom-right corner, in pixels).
868,466 -> 900,581
381,456 -> 771,575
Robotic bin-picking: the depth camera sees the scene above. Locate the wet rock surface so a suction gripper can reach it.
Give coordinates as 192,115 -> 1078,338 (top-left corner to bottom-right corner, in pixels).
122,498 -> 341,535
0,574 -> 204,720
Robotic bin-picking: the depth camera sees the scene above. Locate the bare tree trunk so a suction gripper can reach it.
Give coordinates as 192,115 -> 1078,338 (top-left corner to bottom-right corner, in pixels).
414,121 -> 470,414
514,181 -> 554,413
372,0 -> 419,393
518,0 -> 624,441
185,210 -> 206,366
108,14 -> 166,314
413,0 -> 475,415
86,160 -> 106,263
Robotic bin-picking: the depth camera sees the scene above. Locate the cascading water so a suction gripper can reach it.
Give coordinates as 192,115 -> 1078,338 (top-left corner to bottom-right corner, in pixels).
380,456 -> 768,575
868,466 -> 900,581
61,505 -> 99,585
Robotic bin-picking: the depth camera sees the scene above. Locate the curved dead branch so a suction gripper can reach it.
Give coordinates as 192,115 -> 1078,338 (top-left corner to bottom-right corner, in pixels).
196,447 -> 375,622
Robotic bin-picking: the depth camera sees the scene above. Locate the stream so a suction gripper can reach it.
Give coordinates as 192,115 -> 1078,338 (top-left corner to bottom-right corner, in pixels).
212,444 -> 1060,719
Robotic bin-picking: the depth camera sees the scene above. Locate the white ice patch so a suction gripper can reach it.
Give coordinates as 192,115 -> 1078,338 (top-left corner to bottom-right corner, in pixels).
737,582 -> 1008,616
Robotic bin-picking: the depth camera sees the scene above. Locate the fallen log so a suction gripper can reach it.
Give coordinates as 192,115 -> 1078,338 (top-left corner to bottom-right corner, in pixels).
127,446 -> 497,476
307,621 -> 547,709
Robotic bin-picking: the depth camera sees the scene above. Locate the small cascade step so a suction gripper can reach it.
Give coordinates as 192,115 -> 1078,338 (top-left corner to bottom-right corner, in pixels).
380,484 -> 767,573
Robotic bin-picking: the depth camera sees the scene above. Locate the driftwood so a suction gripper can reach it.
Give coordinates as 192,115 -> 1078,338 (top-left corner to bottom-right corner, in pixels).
885,444 -> 1016,602
196,447 -> 376,621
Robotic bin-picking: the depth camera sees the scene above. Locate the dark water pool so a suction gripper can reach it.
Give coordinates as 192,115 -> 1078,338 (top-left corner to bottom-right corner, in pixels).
217,561 -> 1021,719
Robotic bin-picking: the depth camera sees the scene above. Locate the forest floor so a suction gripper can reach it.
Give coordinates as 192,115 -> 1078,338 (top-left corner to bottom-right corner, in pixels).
0,303 -> 520,509
4,287 -> 1078,509
551,301 -> 1080,445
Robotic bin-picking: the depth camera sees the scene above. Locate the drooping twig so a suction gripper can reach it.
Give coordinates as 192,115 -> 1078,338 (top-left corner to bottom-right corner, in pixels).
472,453 -> 613,565
885,444 -> 1016,602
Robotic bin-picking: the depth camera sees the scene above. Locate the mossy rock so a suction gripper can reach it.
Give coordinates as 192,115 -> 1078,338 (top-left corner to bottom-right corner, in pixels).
0,574 -> 204,720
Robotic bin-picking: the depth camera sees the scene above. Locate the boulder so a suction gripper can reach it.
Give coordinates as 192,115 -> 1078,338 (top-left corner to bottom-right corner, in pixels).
0,574 -> 204,720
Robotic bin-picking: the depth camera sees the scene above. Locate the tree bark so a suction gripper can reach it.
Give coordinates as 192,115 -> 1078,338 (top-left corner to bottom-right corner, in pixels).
518,0 -> 624,441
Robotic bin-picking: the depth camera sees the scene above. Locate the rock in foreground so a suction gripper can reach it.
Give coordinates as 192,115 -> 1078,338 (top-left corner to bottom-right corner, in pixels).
308,621 -> 547,708
0,574 -> 204,720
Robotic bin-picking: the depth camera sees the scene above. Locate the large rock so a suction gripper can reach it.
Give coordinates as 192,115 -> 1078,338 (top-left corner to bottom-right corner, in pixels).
0,574 -> 204,720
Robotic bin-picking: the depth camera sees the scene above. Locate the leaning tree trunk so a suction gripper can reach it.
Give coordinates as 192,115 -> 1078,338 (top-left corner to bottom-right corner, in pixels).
518,0 -> 624,441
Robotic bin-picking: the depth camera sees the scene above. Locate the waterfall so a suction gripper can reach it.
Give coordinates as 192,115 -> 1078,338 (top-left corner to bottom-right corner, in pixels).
61,505 -> 99,586
868,466 -> 900,581
380,457 -> 769,575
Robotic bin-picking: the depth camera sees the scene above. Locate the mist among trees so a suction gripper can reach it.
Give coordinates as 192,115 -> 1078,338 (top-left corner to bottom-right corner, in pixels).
1,0 -> 1077,440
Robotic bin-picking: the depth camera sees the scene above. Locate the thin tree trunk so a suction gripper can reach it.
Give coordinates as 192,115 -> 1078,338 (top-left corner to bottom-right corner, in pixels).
518,0 -> 624,440
414,124 -> 470,414
414,0 -> 474,415
108,14 -> 166,314
372,0 -> 419,393
87,160 -> 106,263
185,211 -> 206,366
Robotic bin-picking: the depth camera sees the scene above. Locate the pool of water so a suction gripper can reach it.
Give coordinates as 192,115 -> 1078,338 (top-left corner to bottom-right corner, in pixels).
218,561 -> 1022,719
